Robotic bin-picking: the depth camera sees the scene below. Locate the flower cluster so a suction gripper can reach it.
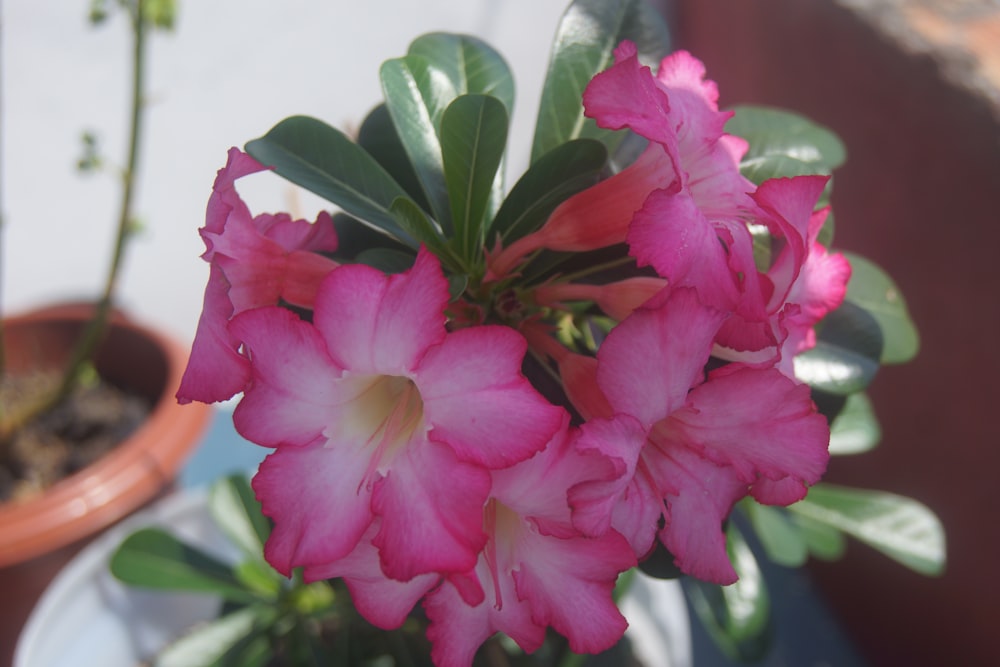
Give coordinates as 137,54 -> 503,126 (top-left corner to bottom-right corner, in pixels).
179,36 -> 849,667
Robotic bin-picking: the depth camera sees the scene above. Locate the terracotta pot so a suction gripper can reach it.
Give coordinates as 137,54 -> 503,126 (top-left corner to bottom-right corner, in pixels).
0,303 -> 212,666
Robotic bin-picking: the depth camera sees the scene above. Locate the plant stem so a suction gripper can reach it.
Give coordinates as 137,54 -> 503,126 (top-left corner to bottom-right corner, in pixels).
0,0 -> 147,439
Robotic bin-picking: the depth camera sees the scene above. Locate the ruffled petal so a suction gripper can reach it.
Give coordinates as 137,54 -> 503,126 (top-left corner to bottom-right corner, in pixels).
663,366 -> 829,485
176,263 -> 249,404
306,524 -> 439,629
371,439 -> 491,580
228,306 -> 342,447
417,326 -> 564,469
253,440 -> 374,576
646,445 -> 746,584
313,247 -> 448,374
597,288 -> 726,427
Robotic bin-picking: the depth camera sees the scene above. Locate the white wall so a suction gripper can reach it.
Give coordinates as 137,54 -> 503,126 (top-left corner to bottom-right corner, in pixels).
2,0 -> 569,343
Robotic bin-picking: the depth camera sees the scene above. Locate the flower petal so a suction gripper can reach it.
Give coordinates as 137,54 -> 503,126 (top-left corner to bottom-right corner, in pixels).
253,440 -> 374,576
176,263 -> 249,404
597,288 -> 726,427
228,306 -> 342,446
418,326 -> 564,468
371,439 -> 491,580
313,247 -> 448,374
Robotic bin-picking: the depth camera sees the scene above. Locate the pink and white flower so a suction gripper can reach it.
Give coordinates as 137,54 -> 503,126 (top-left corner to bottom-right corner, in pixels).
424,423 -> 636,667
570,288 -> 830,584
177,147 -> 339,404
228,248 -> 566,581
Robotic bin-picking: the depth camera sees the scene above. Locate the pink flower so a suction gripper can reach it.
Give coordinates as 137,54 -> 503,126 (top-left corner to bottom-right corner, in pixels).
177,148 -> 338,404
228,249 -> 566,581
571,289 -> 830,584
424,423 -> 635,667
714,176 -> 852,373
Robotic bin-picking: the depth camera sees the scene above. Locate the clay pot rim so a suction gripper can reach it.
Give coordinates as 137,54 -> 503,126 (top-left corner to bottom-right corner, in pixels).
0,302 -> 213,567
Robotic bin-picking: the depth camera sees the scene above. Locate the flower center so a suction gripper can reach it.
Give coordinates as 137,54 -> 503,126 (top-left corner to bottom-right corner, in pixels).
354,374 -> 425,489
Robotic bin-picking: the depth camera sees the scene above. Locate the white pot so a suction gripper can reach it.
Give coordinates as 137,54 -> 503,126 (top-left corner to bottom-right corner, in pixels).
15,488 -> 691,667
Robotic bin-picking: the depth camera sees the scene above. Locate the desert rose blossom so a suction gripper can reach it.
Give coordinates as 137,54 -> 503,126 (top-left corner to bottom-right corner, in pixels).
568,288 -> 830,584
227,248 -> 566,582
177,147 -> 338,404
424,421 -> 636,667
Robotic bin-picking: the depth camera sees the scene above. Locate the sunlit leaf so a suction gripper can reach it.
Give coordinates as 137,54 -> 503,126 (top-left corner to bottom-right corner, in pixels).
726,105 -> 846,171
380,55 -> 457,226
531,0 -> 671,162
683,524 -> 771,661
789,484 -> 946,576
829,392 -> 882,455
408,33 -> 514,114
153,605 -> 276,667
843,251 -> 920,364
790,513 -> 848,561
110,528 -> 257,603
794,301 -> 883,395
245,116 -> 417,247
208,475 -> 271,561
439,95 -> 509,262
744,502 -> 808,568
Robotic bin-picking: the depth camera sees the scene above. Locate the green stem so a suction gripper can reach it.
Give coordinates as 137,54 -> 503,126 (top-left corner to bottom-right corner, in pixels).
0,0 -> 147,438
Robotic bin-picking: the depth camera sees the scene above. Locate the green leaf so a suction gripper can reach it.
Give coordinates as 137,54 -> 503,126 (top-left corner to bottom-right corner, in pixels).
439,95 -> 509,262
789,484 -> 946,576
153,605 -> 276,667
794,301 -> 883,395
491,138 -> 607,243
388,196 -> 452,262
531,0 -> 671,162
110,528 -> 258,604
726,105 -> 847,171
744,502 -> 808,568
354,247 -> 418,274
790,512 -> 847,561
408,33 -> 515,114
380,55 -> 456,227
244,116 -> 417,247
208,475 -> 271,561
829,392 -> 882,455
684,524 -> 771,662
842,251 -> 920,364
356,104 -> 431,213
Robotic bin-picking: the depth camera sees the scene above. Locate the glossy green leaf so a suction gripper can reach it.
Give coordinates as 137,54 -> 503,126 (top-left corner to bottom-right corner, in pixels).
440,94 -> 509,261
491,138 -> 607,243
153,605 -> 276,667
790,512 -> 847,561
209,475 -> 271,562
789,484 -> 946,576
745,502 -> 808,568
233,559 -> 282,599
684,524 -> 771,662
531,0 -> 671,162
726,105 -> 846,171
829,392 -> 882,455
356,104 -> 431,213
408,33 -> 515,114
380,55 -> 456,226
794,301 -> 883,395
354,247 -> 418,275
739,153 -> 836,189
244,116 -> 417,247
843,251 -> 920,364
388,196 -> 451,261
110,528 -> 257,603
408,32 -> 515,221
